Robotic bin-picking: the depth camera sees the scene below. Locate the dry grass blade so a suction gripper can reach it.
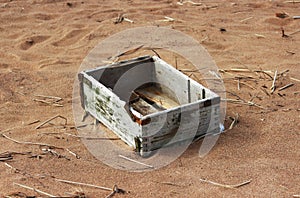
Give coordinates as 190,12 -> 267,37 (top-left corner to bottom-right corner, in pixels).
293,195 -> 300,198
34,94 -> 62,101
229,113 -> 239,130
113,45 -> 144,59
66,148 -> 80,159
119,154 -> 154,168
290,77 -> 300,82
27,119 -> 40,125
278,83 -> 294,91
42,148 -> 70,160
284,0 -> 300,3
14,182 -> 56,197
105,184 -> 126,198
199,178 -> 251,189
223,98 -> 266,109
35,115 -> 67,129
289,29 -> 300,36
0,133 -> 79,159
55,178 -> 112,191
0,151 -> 32,162
270,69 -> 278,93
255,33 -> 266,38
33,98 -> 63,107
240,16 -> 253,22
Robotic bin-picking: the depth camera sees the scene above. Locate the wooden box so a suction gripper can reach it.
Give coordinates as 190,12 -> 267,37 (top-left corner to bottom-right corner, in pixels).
79,56 -> 220,156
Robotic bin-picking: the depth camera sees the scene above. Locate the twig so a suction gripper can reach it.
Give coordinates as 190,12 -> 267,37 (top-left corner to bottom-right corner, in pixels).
119,155 -> 154,168
42,148 -> 70,160
270,69 -> 278,94
55,178 -> 113,191
284,0 -> 300,3
0,151 -> 32,162
150,49 -> 161,58
255,33 -> 266,38
293,16 -> 300,19
177,0 -> 202,6
114,14 -> 124,24
66,148 -> 80,159
278,83 -> 294,91
0,133 -> 78,159
294,195 -> 300,198
110,45 -> 144,60
286,50 -> 295,55
40,132 -> 120,141
27,120 -> 40,125
5,162 -> 20,173
240,16 -> 253,22
105,185 -> 126,198
35,115 -> 67,129
199,178 -> 251,189
159,16 -> 175,22
229,113 -> 239,130
1,133 -> 55,148
34,94 -> 62,101
290,77 -> 300,82
14,182 -> 56,197
233,80 -> 256,90
223,98 -> 266,109
289,29 -> 300,36
33,98 -> 63,107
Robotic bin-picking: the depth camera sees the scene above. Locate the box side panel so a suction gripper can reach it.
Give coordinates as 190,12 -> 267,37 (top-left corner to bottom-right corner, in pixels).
81,74 -> 141,148
140,97 -> 220,152
153,56 -> 220,104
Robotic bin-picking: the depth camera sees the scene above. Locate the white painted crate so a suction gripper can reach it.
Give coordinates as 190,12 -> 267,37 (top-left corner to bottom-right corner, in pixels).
79,56 -> 220,156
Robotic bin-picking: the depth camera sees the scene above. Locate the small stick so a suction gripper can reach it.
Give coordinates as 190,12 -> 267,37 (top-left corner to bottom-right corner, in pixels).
111,44 -> 144,59
34,94 -> 62,101
27,120 -> 40,125
289,29 -> 300,36
160,16 -> 175,22
40,132 -> 120,140
278,83 -> 294,91
284,0 -> 300,3
179,68 -> 206,73
237,78 -> 240,90
223,98 -> 266,109
254,34 -> 266,38
293,16 -> 300,19
1,133 -> 78,159
14,182 -> 56,197
66,148 -> 80,159
290,77 -> 300,82
270,69 -> 278,93
35,115 -> 67,129
123,17 -> 134,23
55,178 -> 112,191
200,36 -> 208,43
119,155 -> 154,168
199,178 -> 251,189
1,133 -> 56,148
294,195 -> 300,198
229,113 -> 239,130
286,50 -> 295,55
240,16 -> 253,22
233,80 -> 256,90
33,99 -> 63,107
5,162 -> 20,173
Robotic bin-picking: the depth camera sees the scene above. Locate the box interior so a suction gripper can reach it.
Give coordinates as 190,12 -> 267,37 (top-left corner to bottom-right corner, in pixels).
86,56 -> 213,118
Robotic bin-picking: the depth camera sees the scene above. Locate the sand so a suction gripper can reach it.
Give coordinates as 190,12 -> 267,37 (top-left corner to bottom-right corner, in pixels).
0,0 -> 299,197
